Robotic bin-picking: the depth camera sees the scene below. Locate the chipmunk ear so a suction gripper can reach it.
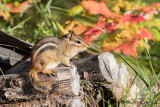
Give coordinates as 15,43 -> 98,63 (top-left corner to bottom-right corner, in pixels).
63,31 -> 74,42
63,33 -> 72,40
67,33 -> 72,38
67,33 -> 72,42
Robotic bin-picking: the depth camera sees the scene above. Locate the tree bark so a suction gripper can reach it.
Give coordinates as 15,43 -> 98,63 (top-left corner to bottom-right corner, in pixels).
0,66 -> 82,105
1,96 -> 84,107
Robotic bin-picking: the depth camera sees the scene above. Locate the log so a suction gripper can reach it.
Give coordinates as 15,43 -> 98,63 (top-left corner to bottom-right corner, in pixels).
0,66 -> 81,105
2,96 -> 84,107
4,58 -> 30,75
0,30 -> 33,72
0,28 -> 33,54
0,46 -> 29,66
73,52 -> 119,83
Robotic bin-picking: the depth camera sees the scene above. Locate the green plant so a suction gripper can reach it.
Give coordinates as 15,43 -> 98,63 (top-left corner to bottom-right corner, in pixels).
0,0 -> 10,12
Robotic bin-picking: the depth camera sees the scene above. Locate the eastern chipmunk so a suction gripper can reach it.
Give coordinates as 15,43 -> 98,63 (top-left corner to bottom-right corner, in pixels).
29,31 -> 89,83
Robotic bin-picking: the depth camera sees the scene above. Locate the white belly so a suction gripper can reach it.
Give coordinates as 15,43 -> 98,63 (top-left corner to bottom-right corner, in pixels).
45,63 -> 59,70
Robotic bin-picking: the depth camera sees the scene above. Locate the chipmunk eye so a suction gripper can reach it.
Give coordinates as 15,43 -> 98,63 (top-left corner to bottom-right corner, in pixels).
76,40 -> 81,44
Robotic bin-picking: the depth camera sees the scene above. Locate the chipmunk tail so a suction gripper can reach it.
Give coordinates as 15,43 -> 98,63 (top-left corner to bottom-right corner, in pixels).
28,68 -> 53,93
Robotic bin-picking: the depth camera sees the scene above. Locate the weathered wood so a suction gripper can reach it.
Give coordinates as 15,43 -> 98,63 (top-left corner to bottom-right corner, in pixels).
0,30 -> 33,71
111,63 -> 141,100
0,46 -> 29,66
1,96 -> 84,107
4,58 -> 30,75
0,66 -> 80,104
0,30 -> 33,54
73,52 -> 119,83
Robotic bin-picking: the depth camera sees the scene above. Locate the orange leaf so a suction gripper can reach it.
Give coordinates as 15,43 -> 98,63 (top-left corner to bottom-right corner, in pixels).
64,20 -> 88,35
9,0 -> 33,13
9,0 -> 42,14
114,39 -> 140,57
0,11 -> 10,20
0,0 -> 41,20
81,1 -> 121,19
102,35 -> 123,52
81,1 -> 111,15
0,3 -> 13,20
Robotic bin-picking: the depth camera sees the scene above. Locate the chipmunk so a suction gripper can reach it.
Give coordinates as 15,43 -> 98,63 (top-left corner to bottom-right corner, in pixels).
29,31 -> 89,90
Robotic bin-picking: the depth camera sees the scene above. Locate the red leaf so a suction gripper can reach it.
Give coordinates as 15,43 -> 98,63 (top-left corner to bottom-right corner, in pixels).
81,1 -> 111,15
114,39 -> 140,57
136,28 -> 155,41
104,23 -> 119,34
122,14 -> 146,23
114,28 -> 154,57
106,23 -> 117,30
83,22 -> 106,44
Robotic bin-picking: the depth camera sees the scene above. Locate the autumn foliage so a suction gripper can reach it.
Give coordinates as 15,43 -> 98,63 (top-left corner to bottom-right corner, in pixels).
64,0 -> 160,57
1,0 -> 160,57
0,0 -> 40,20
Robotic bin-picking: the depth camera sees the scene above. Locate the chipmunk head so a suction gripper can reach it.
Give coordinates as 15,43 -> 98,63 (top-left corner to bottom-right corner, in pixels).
62,30 -> 89,57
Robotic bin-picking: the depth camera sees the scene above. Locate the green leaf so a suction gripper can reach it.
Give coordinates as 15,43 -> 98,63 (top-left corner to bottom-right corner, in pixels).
150,73 -> 160,87
150,28 -> 160,41
137,60 -> 149,84
68,5 -> 84,16
55,21 -> 65,34
13,1 -> 20,6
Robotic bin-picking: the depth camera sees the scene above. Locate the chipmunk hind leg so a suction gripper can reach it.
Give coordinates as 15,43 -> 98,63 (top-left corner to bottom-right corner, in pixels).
29,68 -> 39,81
29,61 -> 43,81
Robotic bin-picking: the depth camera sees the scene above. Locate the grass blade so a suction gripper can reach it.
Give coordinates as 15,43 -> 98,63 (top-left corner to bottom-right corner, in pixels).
114,51 -> 149,88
